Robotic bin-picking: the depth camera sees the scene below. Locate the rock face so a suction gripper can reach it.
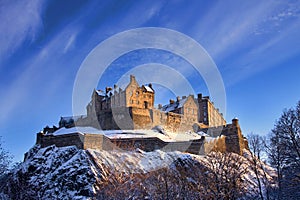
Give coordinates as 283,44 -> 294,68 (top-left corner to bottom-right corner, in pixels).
0,145 -> 276,199
1,145 -> 97,199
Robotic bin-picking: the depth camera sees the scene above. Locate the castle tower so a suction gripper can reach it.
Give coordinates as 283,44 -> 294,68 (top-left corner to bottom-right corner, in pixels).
221,118 -> 249,155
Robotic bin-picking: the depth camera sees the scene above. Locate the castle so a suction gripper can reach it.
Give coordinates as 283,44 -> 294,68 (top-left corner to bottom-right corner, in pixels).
62,75 -> 226,132
38,75 -> 248,155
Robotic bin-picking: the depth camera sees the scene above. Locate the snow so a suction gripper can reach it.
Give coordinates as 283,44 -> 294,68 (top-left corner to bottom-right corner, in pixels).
2,144 -> 277,199
162,103 -> 177,112
197,131 -> 209,137
52,127 -> 100,136
60,115 -> 86,122
87,149 -> 189,173
160,98 -> 187,112
177,98 -> 188,108
95,89 -> 105,96
10,145 -> 97,199
144,85 -> 154,93
51,126 -> 202,142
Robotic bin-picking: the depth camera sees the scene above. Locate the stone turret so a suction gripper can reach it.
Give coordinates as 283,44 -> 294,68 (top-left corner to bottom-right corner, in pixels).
221,118 -> 249,154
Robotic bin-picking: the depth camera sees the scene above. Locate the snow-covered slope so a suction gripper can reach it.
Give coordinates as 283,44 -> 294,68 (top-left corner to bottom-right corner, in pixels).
0,145 -> 277,199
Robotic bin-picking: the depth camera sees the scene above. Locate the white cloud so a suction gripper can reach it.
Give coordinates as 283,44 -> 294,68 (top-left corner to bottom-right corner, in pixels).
0,0 -> 46,62
63,33 -> 77,53
186,0 -> 300,86
0,23 -> 81,124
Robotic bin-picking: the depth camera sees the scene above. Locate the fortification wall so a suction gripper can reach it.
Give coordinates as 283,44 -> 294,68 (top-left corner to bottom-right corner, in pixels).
37,119 -> 248,155
37,132 -> 206,155
151,109 -> 167,127
37,133 -> 84,149
83,134 -> 104,150
165,112 -> 182,132
131,107 -> 153,129
87,136 -> 205,154
207,136 -> 226,153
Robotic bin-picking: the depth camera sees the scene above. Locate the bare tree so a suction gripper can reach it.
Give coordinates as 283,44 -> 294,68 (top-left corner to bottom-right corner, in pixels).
0,136 -> 13,196
266,101 -> 300,199
0,137 -> 12,177
200,152 -> 248,200
247,133 -> 272,200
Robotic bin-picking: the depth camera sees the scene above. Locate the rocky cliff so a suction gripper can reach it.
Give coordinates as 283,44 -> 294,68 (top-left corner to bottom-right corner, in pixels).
0,145 -> 276,199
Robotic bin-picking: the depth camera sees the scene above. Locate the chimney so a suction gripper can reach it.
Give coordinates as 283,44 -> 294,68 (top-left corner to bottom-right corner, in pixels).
158,104 -> 162,109
114,85 -> 118,94
170,99 -> 175,104
106,87 -> 112,94
232,118 -> 239,127
197,93 -> 202,100
130,75 -> 136,83
148,83 -> 153,89
176,96 -> 180,102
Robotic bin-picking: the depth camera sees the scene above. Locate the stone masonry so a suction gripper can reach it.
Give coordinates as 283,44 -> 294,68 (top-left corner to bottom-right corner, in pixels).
41,75 -> 249,155
72,75 -> 226,133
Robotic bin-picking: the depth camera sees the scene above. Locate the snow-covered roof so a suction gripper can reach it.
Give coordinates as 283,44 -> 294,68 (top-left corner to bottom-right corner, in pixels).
177,98 -> 188,108
197,131 -> 209,137
95,89 -> 105,96
60,115 -> 86,122
51,126 -> 202,142
52,126 -> 99,135
161,98 -> 188,112
144,85 -> 154,93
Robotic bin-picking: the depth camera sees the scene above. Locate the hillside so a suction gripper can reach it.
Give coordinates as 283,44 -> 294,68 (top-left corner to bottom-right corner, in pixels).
0,145 -> 276,199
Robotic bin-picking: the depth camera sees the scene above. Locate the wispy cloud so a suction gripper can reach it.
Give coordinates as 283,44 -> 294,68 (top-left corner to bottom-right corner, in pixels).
185,0 -> 300,86
0,20 -> 82,124
193,1 -> 277,59
0,0 -> 46,62
63,33 -> 77,53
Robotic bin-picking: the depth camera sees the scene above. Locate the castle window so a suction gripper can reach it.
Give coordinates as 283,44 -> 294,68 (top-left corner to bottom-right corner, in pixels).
144,101 -> 148,109
131,100 -> 134,104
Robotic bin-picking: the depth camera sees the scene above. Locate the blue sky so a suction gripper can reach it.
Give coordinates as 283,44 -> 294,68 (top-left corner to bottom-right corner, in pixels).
1,0 -> 300,162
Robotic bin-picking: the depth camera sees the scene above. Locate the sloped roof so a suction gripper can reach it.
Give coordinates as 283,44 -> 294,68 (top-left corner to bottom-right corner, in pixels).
95,89 -> 105,96
60,115 -> 86,122
161,98 -> 188,112
144,85 -> 154,93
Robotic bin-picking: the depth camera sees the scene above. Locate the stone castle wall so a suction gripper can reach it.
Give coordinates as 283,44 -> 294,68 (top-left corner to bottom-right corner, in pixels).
204,119 -> 249,155
37,132 -> 85,149
37,119 -> 248,155
79,106 -> 199,133
131,107 -> 153,129
37,132 -> 205,155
